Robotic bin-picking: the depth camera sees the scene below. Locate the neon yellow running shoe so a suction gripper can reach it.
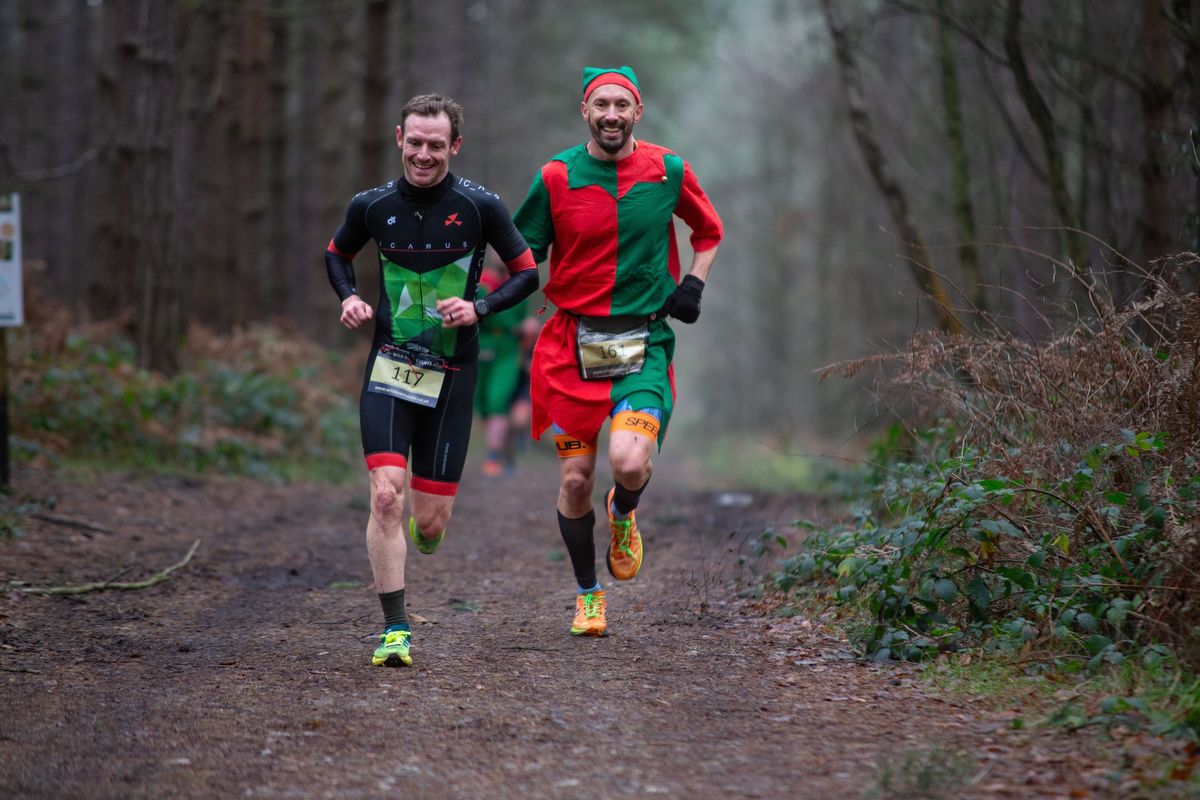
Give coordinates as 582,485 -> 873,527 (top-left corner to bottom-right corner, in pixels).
408,517 -> 444,555
371,628 -> 412,667
571,590 -> 607,636
605,487 -> 643,581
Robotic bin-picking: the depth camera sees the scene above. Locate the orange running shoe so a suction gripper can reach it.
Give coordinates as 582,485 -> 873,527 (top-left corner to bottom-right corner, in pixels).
605,487 -> 644,581
481,458 -> 503,478
571,589 -> 607,636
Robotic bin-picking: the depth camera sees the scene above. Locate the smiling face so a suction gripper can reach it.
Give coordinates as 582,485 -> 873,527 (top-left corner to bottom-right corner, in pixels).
396,112 -> 461,187
582,83 -> 642,160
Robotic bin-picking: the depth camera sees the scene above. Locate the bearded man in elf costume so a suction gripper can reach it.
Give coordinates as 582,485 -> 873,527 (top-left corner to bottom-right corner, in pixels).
514,66 -> 723,637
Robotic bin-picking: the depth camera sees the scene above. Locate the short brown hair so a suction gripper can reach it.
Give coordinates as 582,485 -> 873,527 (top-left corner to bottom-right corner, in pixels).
400,94 -> 464,142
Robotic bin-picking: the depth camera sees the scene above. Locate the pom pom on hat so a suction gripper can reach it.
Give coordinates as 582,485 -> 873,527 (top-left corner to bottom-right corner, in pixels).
582,66 -> 641,104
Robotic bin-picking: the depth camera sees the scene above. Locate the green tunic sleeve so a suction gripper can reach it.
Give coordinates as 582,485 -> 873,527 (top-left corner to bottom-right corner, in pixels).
513,170 -> 554,264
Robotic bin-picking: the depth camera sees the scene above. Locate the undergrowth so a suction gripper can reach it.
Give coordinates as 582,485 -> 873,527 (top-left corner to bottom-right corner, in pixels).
767,254 -> 1200,742
10,297 -> 361,482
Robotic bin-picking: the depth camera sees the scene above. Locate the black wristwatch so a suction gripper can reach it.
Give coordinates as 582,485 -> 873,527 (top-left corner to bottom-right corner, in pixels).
473,298 -> 491,318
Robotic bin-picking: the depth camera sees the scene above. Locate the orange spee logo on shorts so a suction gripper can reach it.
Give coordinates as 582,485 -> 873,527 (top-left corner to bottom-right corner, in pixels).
554,433 -> 596,458
611,411 -> 660,441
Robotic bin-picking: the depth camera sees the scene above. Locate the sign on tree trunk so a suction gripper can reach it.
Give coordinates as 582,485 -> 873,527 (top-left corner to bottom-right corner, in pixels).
0,193 -> 22,327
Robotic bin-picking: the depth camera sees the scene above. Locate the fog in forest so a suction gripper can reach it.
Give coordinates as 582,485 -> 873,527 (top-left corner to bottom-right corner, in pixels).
3,0 -> 1194,464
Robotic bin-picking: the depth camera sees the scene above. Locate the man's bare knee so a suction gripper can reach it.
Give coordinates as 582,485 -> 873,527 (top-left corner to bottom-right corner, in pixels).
370,482 -> 406,529
413,508 -> 450,538
609,441 -> 652,487
560,468 -> 595,506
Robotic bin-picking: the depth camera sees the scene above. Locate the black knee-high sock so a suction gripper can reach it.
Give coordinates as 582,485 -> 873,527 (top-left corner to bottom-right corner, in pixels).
612,477 -> 650,516
379,589 -> 408,630
557,509 -> 597,590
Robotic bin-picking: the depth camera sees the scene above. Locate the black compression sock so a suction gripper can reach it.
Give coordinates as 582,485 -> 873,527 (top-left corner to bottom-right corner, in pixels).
557,509 -> 597,590
379,588 -> 408,631
612,477 -> 650,516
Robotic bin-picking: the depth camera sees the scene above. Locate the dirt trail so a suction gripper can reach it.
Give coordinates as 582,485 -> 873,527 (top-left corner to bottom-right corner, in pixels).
0,456 -> 1149,798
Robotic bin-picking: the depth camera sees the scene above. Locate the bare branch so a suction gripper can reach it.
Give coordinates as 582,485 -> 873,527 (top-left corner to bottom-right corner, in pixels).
20,540 -> 201,596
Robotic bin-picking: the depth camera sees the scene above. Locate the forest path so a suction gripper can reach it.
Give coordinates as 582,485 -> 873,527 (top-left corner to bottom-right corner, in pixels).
0,457 -> 1140,799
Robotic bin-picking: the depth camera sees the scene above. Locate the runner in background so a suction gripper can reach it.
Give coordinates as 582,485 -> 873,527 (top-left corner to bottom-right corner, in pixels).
474,256 -> 536,476
504,312 -> 541,464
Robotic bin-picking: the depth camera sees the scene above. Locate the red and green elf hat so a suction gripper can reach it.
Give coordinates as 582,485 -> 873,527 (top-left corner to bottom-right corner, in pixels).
582,66 -> 641,104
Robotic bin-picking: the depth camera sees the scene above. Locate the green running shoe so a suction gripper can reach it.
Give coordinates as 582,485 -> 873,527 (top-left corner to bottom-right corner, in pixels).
372,628 -> 412,667
408,517 -> 444,555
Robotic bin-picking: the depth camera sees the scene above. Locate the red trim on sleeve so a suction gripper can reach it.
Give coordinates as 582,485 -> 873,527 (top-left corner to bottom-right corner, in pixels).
327,238 -> 357,260
411,476 -> 459,496
365,453 -> 407,471
504,248 -> 537,275
480,269 -> 503,292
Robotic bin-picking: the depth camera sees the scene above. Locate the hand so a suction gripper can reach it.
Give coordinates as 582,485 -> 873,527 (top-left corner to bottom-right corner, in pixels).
340,295 -> 374,329
657,275 -> 705,324
436,297 -> 477,328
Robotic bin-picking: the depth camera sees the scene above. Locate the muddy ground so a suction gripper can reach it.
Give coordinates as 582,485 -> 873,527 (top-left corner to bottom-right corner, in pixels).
0,451 -> 1190,799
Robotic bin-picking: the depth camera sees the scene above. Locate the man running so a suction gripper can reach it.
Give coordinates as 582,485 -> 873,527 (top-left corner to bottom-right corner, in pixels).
326,94 -> 538,666
513,67 -> 723,636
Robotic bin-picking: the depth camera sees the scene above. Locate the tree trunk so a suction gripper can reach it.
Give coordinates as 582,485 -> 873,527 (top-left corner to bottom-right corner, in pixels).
55,3 -> 96,312
207,5 -> 236,334
392,0 -> 417,120
1003,0 -> 1088,276
821,0 -> 965,335
175,1 -> 225,331
318,4 -> 353,254
1140,0 -> 1176,271
291,9 -> 320,330
360,0 -> 390,188
87,0 -> 139,320
1191,0 -> 1200,254
232,3 -> 271,328
935,0 -> 984,316
264,0 -> 291,326
1073,0 -> 1091,253
129,0 -> 182,374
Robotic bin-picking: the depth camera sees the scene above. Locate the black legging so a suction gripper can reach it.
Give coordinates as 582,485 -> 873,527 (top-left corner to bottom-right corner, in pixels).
359,351 -> 477,487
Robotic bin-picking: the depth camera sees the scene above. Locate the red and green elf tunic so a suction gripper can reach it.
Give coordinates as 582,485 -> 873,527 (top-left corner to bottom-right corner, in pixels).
513,140 -> 723,446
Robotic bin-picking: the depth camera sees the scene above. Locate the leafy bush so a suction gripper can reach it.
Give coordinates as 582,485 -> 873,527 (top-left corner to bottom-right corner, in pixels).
11,318 -> 361,482
784,260 -> 1200,678
781,426 -> 1188,667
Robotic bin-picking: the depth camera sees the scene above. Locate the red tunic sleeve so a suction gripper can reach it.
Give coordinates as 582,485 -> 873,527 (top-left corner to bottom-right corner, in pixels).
675,162 -> 723,252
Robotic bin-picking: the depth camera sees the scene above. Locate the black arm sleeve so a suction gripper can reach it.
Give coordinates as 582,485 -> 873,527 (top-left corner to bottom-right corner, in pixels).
325,250 -> 358,302
482,267 -> 538,315
326,193 -> 373,302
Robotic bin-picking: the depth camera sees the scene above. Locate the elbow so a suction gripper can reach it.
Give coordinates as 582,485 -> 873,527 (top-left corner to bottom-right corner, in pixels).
518,266 -> 540,297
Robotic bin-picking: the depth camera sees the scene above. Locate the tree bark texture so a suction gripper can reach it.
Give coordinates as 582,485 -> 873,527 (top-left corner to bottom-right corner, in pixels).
359,0 -> 390,189
87,0 -> 139,320
232,4 -> 271,327
935,0 -> 984,316
176,2 -> 229,332
1190,0 -> 1200,253
128,0 -> 182,374
1140,0 -> 1176,271
265,0 -> 291,328
1003,0 -> 1088,275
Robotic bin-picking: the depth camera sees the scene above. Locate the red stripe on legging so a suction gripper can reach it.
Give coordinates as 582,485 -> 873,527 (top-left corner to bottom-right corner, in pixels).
411,476 -> 458,496
365,453 -> 407,471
